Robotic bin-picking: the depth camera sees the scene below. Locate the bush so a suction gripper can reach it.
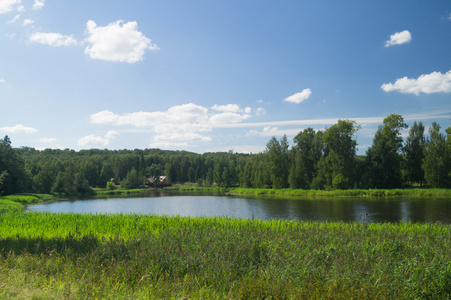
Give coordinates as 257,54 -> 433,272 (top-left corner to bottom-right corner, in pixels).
106,181 -> 116,191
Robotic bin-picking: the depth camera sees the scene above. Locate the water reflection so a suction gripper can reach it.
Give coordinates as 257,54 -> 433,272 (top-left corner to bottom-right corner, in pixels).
25,191 -> 451,224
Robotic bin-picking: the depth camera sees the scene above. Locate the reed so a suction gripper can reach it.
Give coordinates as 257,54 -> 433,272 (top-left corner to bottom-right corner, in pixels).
1,212 -> 450,299
230,187 -> 451,197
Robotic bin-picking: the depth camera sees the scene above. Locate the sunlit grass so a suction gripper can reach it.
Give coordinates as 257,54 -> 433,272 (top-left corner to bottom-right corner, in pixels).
230,187 -> 451,197
1,212 -> 451,299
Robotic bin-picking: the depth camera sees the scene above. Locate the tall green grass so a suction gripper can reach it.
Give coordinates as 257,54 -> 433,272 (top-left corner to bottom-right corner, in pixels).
1,212 -> 451,299
230,187 -> 451,197
0,199 -> 22,213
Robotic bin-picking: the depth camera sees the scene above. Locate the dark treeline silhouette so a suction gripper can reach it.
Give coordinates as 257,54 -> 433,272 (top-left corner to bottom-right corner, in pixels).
1,114 -> 450,195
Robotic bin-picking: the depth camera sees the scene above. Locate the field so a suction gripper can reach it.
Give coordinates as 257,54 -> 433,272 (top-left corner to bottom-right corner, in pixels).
1,212 -> 451,299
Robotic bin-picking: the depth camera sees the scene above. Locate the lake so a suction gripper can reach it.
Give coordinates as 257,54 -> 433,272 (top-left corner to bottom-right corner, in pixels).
25,191 -> 451,223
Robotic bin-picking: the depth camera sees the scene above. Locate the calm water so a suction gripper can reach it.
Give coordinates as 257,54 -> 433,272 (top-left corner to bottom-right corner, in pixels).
25,191 -> 451,223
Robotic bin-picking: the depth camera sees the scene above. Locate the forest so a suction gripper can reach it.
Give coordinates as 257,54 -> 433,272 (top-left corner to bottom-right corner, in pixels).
1,114 -> 450,196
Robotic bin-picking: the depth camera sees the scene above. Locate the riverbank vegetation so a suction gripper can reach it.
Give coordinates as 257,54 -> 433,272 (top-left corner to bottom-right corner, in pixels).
230,187 -> 451,197
1,114 -> 450,197
1,212 -> 451,299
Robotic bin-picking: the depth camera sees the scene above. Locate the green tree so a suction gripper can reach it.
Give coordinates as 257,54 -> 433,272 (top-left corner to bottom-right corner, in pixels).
265,135 -> 290,188
0,136 -> 29,195
403,121 -> 425,185
52,171 -> 75,194
289,128 -> 324,189
121,168 -> 142,189
422,122 -> 450,188
74,172 -> 92,194
106,181 -> 116,190
319,120 -> 359,189
32,162 -> 57,194
366,114 -> 408,188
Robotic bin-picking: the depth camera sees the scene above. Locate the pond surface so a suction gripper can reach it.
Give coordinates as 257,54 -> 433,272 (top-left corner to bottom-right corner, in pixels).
25,191 -> 451,223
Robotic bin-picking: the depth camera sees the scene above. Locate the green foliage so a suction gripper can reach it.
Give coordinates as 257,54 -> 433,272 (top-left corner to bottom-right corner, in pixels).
1,213 -> 451,299
0,199 -> 22,213
423,122 -> 451,188
238,277 -> 292,300
404,121 -> 426,185
1,116 -> 450,195
121,168 -> 142,189
0,135 -> 29,195
366,114 -> 408,188
265,135 -> 290,188
106,181 -> 116,190
290,128 -> 323,189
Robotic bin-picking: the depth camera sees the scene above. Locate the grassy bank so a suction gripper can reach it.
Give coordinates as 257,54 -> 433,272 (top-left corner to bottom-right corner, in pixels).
0,194 -> 56,213
230,187 -> 451,197
1,212 -> 451,299
93,188 -> 150,196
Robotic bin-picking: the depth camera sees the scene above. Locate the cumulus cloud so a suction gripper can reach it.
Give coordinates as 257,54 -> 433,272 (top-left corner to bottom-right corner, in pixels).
105,130 -> 120,139
23,19 -> 33,26
381,70 -> 451,95
90,103 -> 257,149
0,124 -> 37,133
284,88 -> 312,104
0,0 -> 21,14
77,134 -> 109,148
84,20 -> 158,63
385,30 -> 412,47
32,0 -> 44,10
77,131 -> 120,149
211,104 -> 241,113
29,32 -> 77,47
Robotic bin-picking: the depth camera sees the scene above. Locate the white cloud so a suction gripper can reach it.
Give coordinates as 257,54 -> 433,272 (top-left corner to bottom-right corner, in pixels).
211,104 -> 241,113
284,88 -> 312,104
29,32 -> 77,47
105,130 -> 120,139
0,78 -> 5,83
77,134 -> 109,148
84,20 -> 158,63
90,103 -> 210,127
246,126 -> 306,138
209,112 -> 251,124
39,137 -> 56,143
0,0 -> 21,14
381,70 -> 451,95
0,124 -> 37,133
225,145 -> 266,154
255,107 -> 266,116
90,103 -> 257,148
23,18 -> 33,26
8,13 -> 20,23
385,30 -> 412,47
32,0 -> 44,10
149,141 -> 190,149
77,130 -> 120,148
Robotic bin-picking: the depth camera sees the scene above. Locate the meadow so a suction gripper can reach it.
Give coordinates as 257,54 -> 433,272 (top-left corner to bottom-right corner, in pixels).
1,212 -> 451,299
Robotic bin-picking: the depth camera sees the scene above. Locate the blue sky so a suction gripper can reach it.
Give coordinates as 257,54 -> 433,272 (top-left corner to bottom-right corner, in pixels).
1,0 -> 450,154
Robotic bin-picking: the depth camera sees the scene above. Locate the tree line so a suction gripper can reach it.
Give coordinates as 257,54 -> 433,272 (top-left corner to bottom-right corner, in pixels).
0,114 -> 450,195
